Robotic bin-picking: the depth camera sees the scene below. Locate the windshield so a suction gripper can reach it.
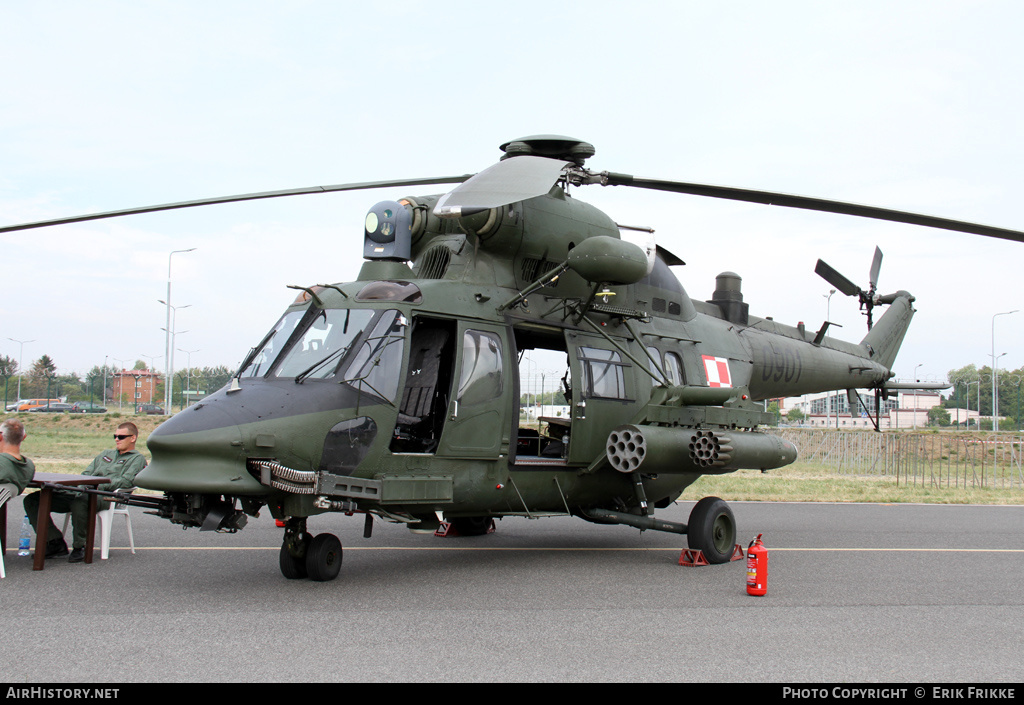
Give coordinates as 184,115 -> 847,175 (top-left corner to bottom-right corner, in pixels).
237,307 -> 406,398
274,308 -> 377,379
238,309 -> 307,379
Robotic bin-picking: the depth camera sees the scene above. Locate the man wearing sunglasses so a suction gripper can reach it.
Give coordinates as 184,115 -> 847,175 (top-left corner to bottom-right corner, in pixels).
25,422 -> 147,563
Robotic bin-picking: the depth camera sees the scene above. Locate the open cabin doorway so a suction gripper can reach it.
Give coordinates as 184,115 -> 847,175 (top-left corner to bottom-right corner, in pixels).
513,325 -> 573,466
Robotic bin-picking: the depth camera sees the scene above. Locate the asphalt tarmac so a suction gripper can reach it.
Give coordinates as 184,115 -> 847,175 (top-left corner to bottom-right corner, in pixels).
2,497 -> 1022,683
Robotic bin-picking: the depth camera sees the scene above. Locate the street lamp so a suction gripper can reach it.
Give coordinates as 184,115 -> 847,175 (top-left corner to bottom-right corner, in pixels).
966,380 -> 979,431
7,337 -> 35,400
111,357 -> 127,412
991,310 -> 1017,432
949,376 -> 964,428
159,300 -> 191,412
177,347 -> 199,407
141,353 -> 162,405
913,363 -> 923,429
164,248 -> 196,412
993,352 -> 1007,430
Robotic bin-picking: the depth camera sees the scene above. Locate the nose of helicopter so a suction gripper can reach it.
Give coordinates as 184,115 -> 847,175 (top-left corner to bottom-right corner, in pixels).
137,402 -> 266,495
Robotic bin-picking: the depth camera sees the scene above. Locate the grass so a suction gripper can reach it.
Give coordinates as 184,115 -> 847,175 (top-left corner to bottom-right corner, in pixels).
690,462 -> 1024,505
7,414 -> 1024,504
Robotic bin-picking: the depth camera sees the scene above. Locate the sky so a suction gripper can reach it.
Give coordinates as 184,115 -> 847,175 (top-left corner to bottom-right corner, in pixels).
1,1 -> 1022,389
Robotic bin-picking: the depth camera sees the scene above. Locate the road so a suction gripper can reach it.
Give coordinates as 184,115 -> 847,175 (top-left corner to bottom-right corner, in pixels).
2,498 -> 1022,683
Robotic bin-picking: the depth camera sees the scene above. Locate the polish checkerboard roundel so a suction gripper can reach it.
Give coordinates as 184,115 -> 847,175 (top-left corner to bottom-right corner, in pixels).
702,355 -> 732,388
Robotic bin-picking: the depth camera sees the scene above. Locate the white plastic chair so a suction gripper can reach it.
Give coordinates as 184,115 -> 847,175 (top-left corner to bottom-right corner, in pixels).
0,486 -> 11,578
62,488 -> 136,560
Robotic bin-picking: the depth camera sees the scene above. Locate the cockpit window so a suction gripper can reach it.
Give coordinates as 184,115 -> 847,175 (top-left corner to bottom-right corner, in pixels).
238,307 -> 383,380
274,308 -> 377,379
236,306 -> 406,399
341,310 -> 406,400
238,309 -> 307,379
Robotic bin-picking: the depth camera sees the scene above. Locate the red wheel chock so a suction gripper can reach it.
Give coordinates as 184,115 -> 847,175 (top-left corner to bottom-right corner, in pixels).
678,549 -> 709,566
678,544 -> 745,566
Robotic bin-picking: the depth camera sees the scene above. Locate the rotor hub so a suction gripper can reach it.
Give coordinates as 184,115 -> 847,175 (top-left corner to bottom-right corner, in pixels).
499,135 -> 595,165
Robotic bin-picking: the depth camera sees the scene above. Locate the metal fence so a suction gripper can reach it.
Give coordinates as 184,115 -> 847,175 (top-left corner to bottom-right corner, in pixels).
775,429 -> 1024,490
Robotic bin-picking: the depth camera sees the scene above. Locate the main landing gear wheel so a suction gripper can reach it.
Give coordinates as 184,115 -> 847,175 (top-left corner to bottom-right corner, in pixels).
687,496 -> 736,564
305,533 -> 343,582
280,531 -> 312,580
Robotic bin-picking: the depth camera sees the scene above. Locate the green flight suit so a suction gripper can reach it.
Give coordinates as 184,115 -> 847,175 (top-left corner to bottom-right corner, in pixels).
0,452 -> 35,495
25,449 -> 147,549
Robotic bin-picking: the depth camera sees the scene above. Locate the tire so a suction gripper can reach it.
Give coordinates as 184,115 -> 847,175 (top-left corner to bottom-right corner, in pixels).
450,516 -> 494,536
687,496 -> 736,564
305,533 -> 343,582
279,532 -> 312,580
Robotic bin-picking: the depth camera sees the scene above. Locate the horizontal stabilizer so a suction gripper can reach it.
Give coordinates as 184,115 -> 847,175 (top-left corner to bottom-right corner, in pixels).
883,381 -> 952,391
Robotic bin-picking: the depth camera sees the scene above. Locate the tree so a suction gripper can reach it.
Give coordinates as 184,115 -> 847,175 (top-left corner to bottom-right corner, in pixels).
24,355 -> 58,397
0,355 -> 17,379
200,365 -> 234,393
946,364 -> 994,416
0,355 -> 17,407
786,407 -> 806,423
927,406 -> 951,427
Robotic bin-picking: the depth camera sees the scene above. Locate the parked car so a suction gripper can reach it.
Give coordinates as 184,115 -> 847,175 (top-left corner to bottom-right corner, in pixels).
11,398 -> 63,412
5,399 -> 30,412
137,403 -> 165,415
70,402 -> 107,414
28,402 -> 74,413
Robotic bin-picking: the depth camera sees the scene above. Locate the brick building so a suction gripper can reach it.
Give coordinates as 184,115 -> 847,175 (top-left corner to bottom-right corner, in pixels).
110,369 -> 162,405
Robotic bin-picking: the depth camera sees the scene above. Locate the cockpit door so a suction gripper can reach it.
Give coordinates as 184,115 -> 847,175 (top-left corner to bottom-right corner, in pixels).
435,322 -> 511,459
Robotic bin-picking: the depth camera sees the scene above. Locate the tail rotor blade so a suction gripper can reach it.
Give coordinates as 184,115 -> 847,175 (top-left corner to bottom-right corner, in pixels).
869,246 -> 883,291
815,259 -> 862,298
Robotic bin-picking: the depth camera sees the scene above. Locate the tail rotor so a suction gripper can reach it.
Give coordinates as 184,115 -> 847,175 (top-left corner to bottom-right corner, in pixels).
815,246 -> 897,330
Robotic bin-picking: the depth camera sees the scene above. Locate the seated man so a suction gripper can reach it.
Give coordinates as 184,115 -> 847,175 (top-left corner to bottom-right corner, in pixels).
0,419 -> 35,500
25,421 -> 148,563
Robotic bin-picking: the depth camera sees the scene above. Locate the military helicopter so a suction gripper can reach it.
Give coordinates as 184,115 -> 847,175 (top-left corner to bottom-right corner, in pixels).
4,135 -> 1023,582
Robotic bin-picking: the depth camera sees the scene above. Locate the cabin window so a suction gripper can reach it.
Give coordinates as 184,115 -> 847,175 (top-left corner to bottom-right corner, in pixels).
578,346 -> 630,400
457,330 -> 503,406
664,352 -> 685,386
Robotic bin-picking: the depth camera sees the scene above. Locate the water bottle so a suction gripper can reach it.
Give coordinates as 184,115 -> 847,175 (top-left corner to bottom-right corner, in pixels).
18,515 -> 32,556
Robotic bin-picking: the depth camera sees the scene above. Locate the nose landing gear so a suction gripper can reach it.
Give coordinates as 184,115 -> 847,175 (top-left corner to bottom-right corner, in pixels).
279,517 -> 343,581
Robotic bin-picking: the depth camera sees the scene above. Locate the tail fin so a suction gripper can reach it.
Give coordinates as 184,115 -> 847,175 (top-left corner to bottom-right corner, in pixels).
861,292 -> 915,371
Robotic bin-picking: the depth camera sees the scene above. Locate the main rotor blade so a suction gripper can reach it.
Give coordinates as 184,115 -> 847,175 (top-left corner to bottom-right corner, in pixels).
434,156 -> 570,217
815,259 -> 862,298
602,173 -> 1024,243
868,246 -> 883,291
0,175 -> 472,234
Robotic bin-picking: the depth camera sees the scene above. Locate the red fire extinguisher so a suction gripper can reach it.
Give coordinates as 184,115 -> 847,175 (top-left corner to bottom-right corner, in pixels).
746,534 -> 767,596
